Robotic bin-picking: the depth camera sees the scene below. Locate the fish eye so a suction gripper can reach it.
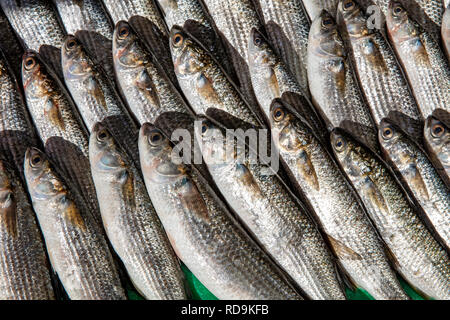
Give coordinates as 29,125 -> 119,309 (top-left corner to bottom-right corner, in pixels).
334,137 -> 346,152
272,106 -> 285,122
322,17 -> 334,28
382,126 -> 394,140
148,131 -> 163,146
24,56 -> 36,70
65,38 -> 78,51
118,26 -> 129,39
201,123 -> 208,134
253,35 -> 263,47
392,5 -> 403,16
97,129 -> 109,142
30,154 -> 42,167
431,123 -> 445,138
172,33 -> 184,47
343,0 -> 354,10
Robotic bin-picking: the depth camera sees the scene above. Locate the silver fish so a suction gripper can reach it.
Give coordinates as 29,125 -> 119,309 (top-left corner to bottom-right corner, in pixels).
139,123 -> 302,300
254,0 -> 311,93
0,157 -> 54,300
24,147 -> 126,300
307,11 -> 378,151
89,123 -> 186,300
337,0 -> 423,141
53,0 -> 115,79
379,118 -> 450,249
386,2 -> 450,119
0,0 -> 66,78
270,99 -> 408,300
302,0 -> 339,20
331,128 -> 450,300
196,118 -> 346,300
424,115 -> 450,185
443,4 -> 450,61
61,35 -> 140,169
0,8 -> 25,80
0,50 -> 38,177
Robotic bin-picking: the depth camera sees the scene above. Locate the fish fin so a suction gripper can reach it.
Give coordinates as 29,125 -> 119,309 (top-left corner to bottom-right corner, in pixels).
44,100 -> 65,130
178,178 -> 211,223
402,163 -> 429,201
206,108 -> 257,131
196,72 -> 222,106
297,149 -> 320,191
135,69 -> 160,108
0,189 -> 17,237
384,245 -> 401,270
334,258 -> 359,292
361,175 -> 391,214
327,234 -> 363,261
63,199 -> 86,231
120,170 -> 136,213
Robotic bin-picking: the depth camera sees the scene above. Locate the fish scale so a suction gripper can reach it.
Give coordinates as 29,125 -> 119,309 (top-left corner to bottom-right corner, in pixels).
337,0 -> 423,141
443,5 -> 450,60
61,36 -> 141,170
269,99 -> 408,300
24,148 -> 126,300
0,157 -> 54,300
331,128 -> 450,300
255,0 -> 310,96
89,124 -> 187,299
386,2 -> 450,120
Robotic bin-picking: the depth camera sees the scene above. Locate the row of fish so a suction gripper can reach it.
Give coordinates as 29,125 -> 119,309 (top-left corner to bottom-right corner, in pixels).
0,0 -> 448,300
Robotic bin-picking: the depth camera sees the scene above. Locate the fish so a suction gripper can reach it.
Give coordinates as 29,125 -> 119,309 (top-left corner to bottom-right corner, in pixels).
337,0 -> 423,142
89,123 -> 187,300
0,156 -> 54,300
307,11 -> 378,151
424,115 -> 450,186
61,35 -> 141,169
379,118 -> 450,249
139,123 -> 302,300
102,0 -> 177,84
22,50 -> 103,227
0,50 -> 38,177
0,8 -> 25,80
302,0 -> 339,20
53,0 -> 115,79
196,118 -> 346,300
156,0 -> 236,78
331,128 -> 450,300
201,0 -> 263,117
169,26 -> 264,129
24,147 -> 127,300
443,4 -> 450,61
253,0 -> 311,93
269,99 -> 409,300
248,28 -> 326,139
112,21 -> 192,126
0,0 -> 66,79
386,2 -> 450,119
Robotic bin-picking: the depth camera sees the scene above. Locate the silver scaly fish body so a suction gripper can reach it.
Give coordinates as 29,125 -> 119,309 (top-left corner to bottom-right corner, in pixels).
0,157 -> 54,300
53,0 -> 115,79
196,119 -> 345,300
386,2 -> 450,119
113,21 -> 192,125
22,51 -> 103,227
102,0 -> 176,84
443,5 -> 450,61
270,99 -> 408,300
0,9 -> 25,80
0,0 -> 65,78
89,123 -> 186,300
157,0 -> 235,78
0,51 -> 38,177
337,0 -> 423,141
139,123 -> 302,300
424,116 -> 450,185
307,12 -> 378,151
331,128 -> 450,300
379,119 -> 450,249
61,36 -> 140,169
201,0 -> 262,117
24,148 -> 126,300
248,29 -> 326,138
302,0 -> 339,20
254,0 -> 310,93
169,27 -> 263,129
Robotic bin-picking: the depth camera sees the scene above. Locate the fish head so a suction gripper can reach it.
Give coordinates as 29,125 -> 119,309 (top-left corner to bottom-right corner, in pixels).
22,50 -> 51,97
157,0 -> 178,16
378,118 -> 404,155
269,98 -> 293,133
24,147 -> 66,202
139,123 -> 185,182
386,2 -> 418,43
337,0 -> 369,40
89,122 -> 128,179
195,117 -> 229,165
61,35 -> 92,79
248,28 -> 276,71
169,26 -> 205,76
330,128 -> 354,164
425,116 -> 449,165
113,20 -> 144,69
310,11 -> 345,59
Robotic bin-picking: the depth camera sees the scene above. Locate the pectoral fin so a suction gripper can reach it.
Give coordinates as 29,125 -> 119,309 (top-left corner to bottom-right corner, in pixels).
0,191 -> 17,237
297,150 -> 319,191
